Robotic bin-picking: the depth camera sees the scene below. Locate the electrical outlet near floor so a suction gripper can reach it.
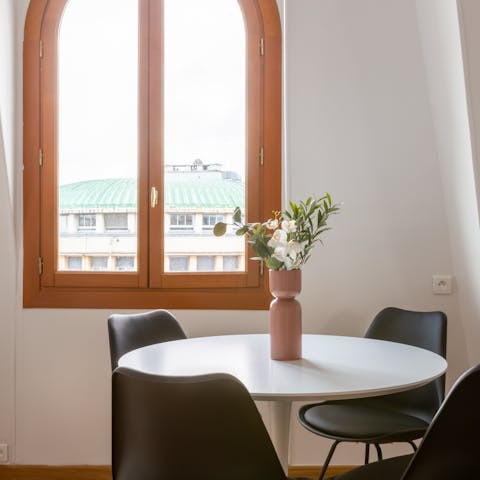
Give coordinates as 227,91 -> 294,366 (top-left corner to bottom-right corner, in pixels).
0,444 -> 8,463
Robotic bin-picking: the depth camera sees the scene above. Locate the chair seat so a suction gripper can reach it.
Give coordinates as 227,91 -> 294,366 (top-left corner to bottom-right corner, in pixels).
328,454 -> 413,480
301,402 -> 428,442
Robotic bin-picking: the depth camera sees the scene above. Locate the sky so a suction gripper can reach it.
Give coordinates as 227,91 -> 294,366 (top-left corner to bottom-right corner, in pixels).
58,0 -> 246,186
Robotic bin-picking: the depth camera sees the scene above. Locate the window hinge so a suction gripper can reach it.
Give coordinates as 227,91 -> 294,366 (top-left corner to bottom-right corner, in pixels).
259,37 -> 265,56
39,148 -> 43,166
38,257 -> 43,275
259,146 -> 264,166
259,261 -> 264,276
39,40 -> 44,59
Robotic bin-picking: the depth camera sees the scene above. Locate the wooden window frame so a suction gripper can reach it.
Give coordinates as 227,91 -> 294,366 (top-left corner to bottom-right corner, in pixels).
23,0 -> 281,309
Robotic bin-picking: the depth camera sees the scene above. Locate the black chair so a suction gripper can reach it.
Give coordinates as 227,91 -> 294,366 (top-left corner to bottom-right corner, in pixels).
298,307 -> 447,480
107,309 -> 186,370
112,367 -> 309,480
329,363 -> 480,479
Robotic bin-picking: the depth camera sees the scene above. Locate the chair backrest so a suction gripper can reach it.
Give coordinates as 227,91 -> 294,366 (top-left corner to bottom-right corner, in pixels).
108,310 -> 186,370
112,367 -> 287,480
401,364 -> 480,479
364,307 -> 447,422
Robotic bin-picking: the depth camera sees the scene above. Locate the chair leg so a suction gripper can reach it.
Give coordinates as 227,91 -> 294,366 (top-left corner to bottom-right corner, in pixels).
364,443 -> 370,464
317,440 -> 341,480
408,441 -> 417,452
374,443 -> 383,460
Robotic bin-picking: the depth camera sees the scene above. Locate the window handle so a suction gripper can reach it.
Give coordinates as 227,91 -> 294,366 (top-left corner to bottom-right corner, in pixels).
150,186 -> 158,208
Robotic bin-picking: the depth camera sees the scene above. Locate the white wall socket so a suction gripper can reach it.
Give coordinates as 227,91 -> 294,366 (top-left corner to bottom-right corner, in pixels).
0,443 -> 8,463
432,275 -> 453,294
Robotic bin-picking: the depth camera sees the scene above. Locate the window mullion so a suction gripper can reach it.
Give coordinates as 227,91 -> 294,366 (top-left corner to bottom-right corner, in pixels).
138,0 -> 152,288
148,0 -> 165,288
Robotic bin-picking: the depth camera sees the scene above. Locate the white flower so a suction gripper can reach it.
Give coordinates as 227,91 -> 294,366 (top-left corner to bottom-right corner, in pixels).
272,246 -> 291,267
287,240 -> 303,254
272,245 -> 287,259
268,228 -> 287,247
264,218 -> 279,230
281,253 -> 301,270
284,257 -> 300,270
272,241 -> 303,270
281,219 -> 297,233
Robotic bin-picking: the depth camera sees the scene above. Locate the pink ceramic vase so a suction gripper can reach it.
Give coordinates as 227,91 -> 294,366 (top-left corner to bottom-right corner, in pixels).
269,269 -> 302,360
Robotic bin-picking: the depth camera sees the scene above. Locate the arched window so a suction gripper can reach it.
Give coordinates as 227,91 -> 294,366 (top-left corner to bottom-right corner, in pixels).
24,0 -> 281,309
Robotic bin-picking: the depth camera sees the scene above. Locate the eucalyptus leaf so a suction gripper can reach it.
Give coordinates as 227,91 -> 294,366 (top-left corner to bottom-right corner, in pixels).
236,225 -> 249,236
233,207 -> 242,223
253,241 -> 271,258
213,222 -> 227,237
266,257 -> 283,270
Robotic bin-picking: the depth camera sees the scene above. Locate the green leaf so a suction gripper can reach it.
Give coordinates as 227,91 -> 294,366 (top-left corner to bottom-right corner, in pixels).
317,209 -> 324,225
233,207 -> 242,223
254,223 -> 264,233
253,241 -> 272,258
235,225 -> 249,236
289,201 -> 299,217
266,256 -> 283,270
213,222 -> 227,236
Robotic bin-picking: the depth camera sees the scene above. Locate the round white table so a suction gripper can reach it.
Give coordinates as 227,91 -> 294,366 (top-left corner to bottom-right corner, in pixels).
118,334 -> 447,472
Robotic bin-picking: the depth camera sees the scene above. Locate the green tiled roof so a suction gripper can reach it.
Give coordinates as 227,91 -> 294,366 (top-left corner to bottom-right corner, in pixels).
164,180 -> 244,209
59,178 -> 136,210
59,178 -> 245,210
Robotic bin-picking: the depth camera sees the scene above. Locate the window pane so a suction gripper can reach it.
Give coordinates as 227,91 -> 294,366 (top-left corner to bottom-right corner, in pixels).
115,256 -> 135,271
91,256 -> 108,271
105,213 -> 129,231
169,214 -> 194,232
57,0 -> 138,272
67,256 -> 82,270
78,214 -> 96,231
163,0 -> 246,273
197,256 -> 215,272
169,256 -> 190,272
202,214 -> 224,230
223,255 -> 239,271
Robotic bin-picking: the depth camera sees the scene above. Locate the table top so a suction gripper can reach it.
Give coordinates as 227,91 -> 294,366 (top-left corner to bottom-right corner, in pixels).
118,334 -> 448,401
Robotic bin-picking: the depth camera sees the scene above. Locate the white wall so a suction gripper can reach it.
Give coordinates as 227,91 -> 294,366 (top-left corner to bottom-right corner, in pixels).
415,0 -> 480,367
456,0 -> 480,364
0,0 -> 17,464
0,0 -> 476,468
284,0 -> 468,464
0,0 -> 15,196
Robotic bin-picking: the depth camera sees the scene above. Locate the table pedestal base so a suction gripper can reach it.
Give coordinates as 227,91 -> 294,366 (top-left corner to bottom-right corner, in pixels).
268,400 -> 292,474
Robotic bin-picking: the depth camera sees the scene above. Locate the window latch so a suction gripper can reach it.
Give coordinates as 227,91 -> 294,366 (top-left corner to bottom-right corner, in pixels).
150,186 -> 159,208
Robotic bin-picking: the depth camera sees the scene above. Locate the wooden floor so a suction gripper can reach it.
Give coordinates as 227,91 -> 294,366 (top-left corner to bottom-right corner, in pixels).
0,466 -> 111,480
0,465 -> 354,480
290,465 -> 354,479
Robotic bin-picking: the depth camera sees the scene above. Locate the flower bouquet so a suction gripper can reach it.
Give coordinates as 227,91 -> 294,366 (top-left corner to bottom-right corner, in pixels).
214,193 -> 340,360
213,193 -> 340,270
